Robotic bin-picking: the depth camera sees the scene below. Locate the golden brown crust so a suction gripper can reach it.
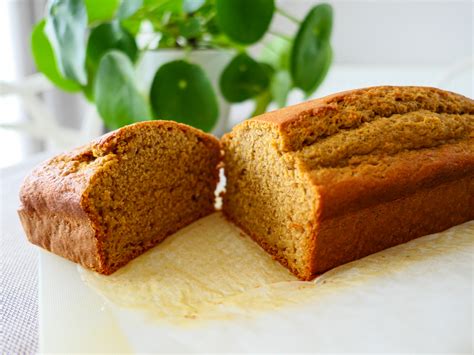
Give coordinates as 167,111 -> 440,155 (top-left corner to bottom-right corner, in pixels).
18,120 -> 221,274
314,141 -> 474,219
251,86 -> 474,152
252,85 -> 473,127
92,120 -> 220,156
18,208 -> 101,271
308,174 -> 474,280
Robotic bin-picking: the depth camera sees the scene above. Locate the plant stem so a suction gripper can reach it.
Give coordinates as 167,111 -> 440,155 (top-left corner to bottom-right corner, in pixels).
252,91 -> 272,117
267,30 -> 292,41
140,33 -> 161,52
276,7 -> 300,25
261,41 -> 280,57
183,46 -> 192,61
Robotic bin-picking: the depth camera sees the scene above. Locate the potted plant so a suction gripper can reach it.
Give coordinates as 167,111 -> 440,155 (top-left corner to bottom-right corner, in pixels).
31,0 -> 333,135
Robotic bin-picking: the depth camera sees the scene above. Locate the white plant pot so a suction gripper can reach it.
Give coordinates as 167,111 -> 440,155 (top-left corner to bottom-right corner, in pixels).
136,49 -> 233,136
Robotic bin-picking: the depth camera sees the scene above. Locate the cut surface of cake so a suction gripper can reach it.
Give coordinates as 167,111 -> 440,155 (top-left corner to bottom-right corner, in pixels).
222,86 -> 474,280
19,120 -> 221,274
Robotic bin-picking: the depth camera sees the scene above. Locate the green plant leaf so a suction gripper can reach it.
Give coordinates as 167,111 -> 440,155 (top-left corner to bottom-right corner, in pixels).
215,0 -> 274,44
45,0 -> 88,85
271,70 -> 292,107
219,53 -> 270,103
150,60 -> 218,132
86,22 -> 137,100
87,22 -> 138,73
31,20 -> 81,92
85,0 -> 120,23
290,3 -> 333,93
183,0 -> 205,13
94,50 -> 151,129
117,0 -> 143,19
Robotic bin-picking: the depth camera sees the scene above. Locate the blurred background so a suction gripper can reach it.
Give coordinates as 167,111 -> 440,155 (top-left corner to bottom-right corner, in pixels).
0,0 -> 472,168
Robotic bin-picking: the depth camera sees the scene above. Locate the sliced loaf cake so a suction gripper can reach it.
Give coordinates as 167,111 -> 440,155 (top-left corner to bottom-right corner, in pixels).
19,121 -> 221,274
222,86 -> 474,280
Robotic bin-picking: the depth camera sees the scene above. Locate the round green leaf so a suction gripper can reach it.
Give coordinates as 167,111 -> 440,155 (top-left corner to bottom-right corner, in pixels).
271,70 -> 292,108
216,0 -> 275,44
219,53 -> 270,103
85,0 -> 120,23
87,22 -> 138,73
85,22 -> 137,100
31,20 -> 80,92
117,0 -> 143,19
150,60 -> 218,132
95,50 -> 151,130
45,0 -> 88,85
304,3 -> 333,42
290,3 -> 333,93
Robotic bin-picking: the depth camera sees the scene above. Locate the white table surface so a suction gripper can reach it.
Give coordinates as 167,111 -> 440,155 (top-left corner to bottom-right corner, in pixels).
1,64 -> 472,353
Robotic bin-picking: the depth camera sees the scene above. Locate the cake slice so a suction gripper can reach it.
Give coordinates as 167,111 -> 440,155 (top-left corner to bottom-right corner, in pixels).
19,121 -> 221,274
222,86 -> 474,280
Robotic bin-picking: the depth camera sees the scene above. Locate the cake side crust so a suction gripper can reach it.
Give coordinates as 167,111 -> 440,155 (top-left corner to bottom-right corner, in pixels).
312,141 -> 474,219
18,208 -> 103,272
307,174 -> 474,280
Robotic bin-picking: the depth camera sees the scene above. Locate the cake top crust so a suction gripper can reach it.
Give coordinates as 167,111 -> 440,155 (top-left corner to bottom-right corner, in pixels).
250,86 -> 474,152
252,86 -> 473,125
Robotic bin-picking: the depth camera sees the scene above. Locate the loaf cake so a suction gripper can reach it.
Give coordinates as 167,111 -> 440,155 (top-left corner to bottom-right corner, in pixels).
222,86 -> 474,281
19,121 -> 221,274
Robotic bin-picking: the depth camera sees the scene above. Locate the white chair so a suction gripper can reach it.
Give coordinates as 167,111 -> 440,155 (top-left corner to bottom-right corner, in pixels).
0,73 -> 103,151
